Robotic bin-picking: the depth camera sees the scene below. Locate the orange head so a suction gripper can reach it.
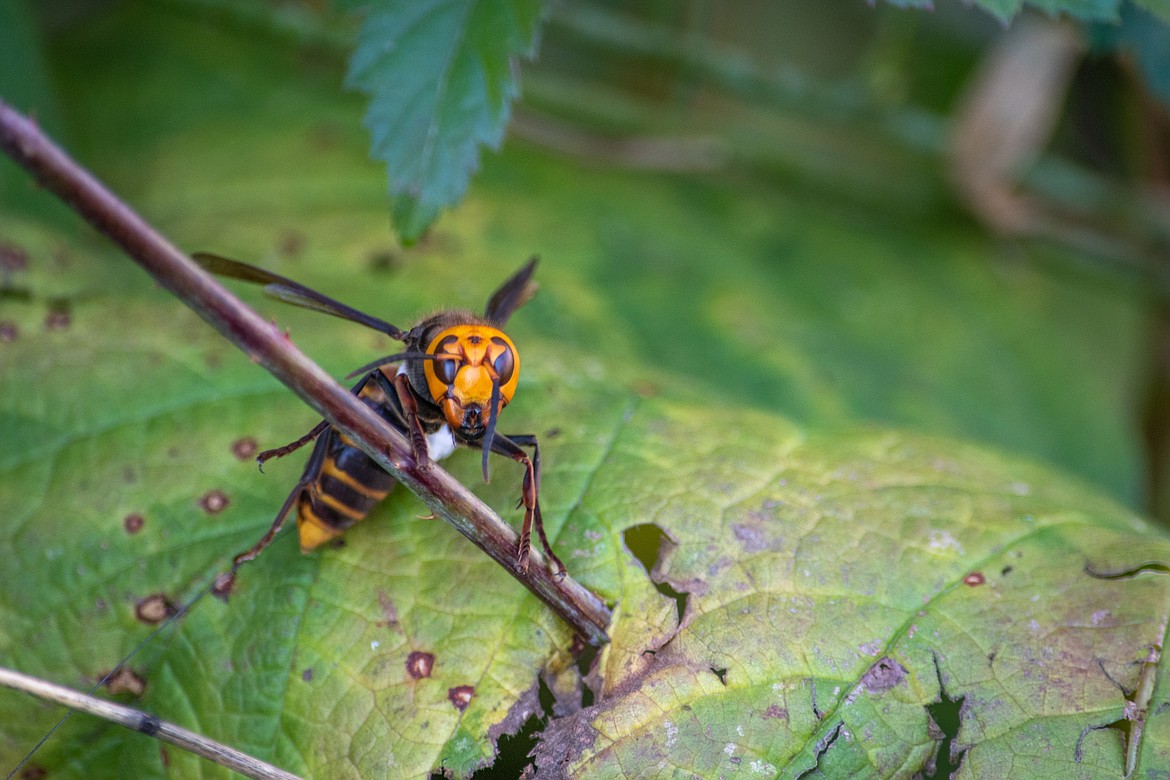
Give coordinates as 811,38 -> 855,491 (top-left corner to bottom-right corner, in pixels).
422,325 -> 519,439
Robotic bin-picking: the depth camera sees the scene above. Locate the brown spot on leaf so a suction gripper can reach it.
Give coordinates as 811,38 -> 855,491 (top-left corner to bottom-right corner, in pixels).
199,490 -> 229,514
103,667 -> 146,696
963,572 -> 986,586
231,437 -> 258,460
406,651 -> 434,679
123,513 -> 145,534
302,668 -> 314,682
376,591 -> 398,627
309,122 -> 341,150
18,766 -> 47,780
366,249 -> 401,273
763,704 -> 789,721
212,572 -> 237,602
731,522 -> 769,553
632,380 -> 659,398
0,243 -> 28,272
0,322 -> 18,342
277,230 -> 306,258
448,685 -> 474,711
44,309 -> 70,331
134,594 -> 176,624
860,657 -> 908,694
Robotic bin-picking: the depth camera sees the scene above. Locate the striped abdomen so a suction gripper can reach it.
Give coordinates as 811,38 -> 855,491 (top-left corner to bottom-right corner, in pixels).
294,369 -> 401,551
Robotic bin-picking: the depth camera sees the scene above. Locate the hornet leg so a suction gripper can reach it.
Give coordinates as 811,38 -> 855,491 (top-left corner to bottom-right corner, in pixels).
475,432 -> 564,575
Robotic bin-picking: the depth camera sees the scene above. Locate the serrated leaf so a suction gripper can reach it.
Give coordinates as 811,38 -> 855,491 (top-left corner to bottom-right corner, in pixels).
344,0 -> 543,242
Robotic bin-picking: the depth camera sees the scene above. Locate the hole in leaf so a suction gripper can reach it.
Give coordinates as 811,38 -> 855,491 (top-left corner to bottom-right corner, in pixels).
623,523 -> 689,624
576,640 -> 600,708
624,523 -> 670,572
710,667 -> 728,686
922,654 -> 967,779
463,677 -> 556,779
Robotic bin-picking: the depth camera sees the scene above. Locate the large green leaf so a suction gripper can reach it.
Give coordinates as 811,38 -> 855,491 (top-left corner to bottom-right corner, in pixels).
534,411 -> 1170,777
343,0 -> 543,241
1,4 -> 1168,779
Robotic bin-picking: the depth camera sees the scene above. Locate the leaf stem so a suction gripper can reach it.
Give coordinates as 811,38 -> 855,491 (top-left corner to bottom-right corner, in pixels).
0,97 -> 611,646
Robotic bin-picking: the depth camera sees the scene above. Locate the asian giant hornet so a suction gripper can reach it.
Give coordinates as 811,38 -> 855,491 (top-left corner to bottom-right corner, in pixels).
192,253 -> 563,574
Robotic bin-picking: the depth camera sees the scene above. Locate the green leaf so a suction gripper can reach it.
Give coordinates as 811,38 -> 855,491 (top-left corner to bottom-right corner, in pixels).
535,409 -> 1170,776
344,0 -> 544,242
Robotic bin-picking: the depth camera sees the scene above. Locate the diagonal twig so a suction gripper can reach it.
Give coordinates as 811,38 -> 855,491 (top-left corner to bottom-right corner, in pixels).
0,666 -> 303,780
0,97 -> 611,646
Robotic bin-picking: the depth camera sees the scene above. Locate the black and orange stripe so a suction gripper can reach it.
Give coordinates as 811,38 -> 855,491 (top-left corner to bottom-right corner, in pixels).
293,369 -> 405,550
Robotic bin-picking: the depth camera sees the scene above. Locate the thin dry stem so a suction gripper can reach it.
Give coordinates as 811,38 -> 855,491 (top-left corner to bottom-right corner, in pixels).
0,666 -> 303,780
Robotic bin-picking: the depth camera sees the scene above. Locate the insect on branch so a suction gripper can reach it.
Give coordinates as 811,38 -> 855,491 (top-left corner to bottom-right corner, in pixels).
0,98 -> 611,647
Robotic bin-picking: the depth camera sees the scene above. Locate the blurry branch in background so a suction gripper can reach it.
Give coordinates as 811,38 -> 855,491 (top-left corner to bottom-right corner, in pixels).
510,112 -> 727,172
544,5 -> 1170,285
142,0 -> 1170,280
949,17 -> 1170,283
949,18 -> 1085,234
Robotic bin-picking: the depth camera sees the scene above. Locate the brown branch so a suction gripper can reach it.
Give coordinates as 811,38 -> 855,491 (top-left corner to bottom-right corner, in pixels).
0,98 -> 611,646
0,667 -> 303,780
